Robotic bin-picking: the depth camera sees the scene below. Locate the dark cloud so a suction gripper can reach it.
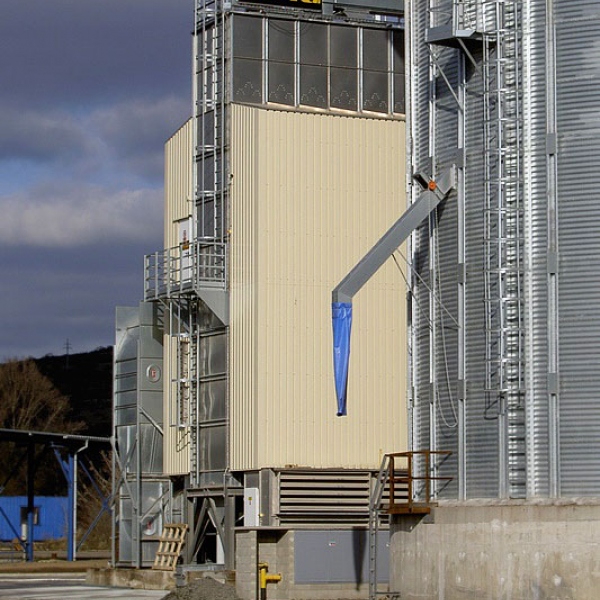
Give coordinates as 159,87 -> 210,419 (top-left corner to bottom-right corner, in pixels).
0,241 -> 151,360
0,0 -> 191,110
0,0 -> 191,358
0,107 -> 90,162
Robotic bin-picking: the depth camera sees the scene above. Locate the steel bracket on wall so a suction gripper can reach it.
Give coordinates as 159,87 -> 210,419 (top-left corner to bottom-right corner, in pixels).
197,289 -> 229,326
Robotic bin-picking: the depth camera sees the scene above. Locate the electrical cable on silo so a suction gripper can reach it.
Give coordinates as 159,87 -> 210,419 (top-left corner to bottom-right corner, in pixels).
434,221 -> 458,428
392,247 -> 458,427
391,253 -> 434,331
392,251 -> 459,329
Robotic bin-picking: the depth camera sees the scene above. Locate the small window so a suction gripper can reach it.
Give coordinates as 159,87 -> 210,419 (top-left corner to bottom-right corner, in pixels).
233,17 -> 263,59
393,30 -> 405,74
331,67 -> 357,110
233,58 -> 263,103
269,20 -> 295,63
198,199 -> 215,238
198,154 -> 215,193
200,111 -> 215,148
363,70 -> 388,113
394,73 -> 406,114
300,23 -> 327,66
300,64 -> 327,108
269,62 -> 295,105
363,29 -> 389,72
331,26 -> 357,68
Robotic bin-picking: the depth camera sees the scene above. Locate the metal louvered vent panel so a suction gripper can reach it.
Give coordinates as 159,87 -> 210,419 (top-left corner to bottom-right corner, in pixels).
277,471 -> 372,525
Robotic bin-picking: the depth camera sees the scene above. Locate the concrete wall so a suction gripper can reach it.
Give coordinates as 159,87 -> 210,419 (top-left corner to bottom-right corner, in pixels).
235,529 -> 375,600
236,529 -> 259,600
390,501 -> 600,600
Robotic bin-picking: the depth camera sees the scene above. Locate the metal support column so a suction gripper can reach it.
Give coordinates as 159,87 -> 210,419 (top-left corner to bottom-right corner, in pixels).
26,442 -> 35,563
538,0 -> 559,498
67,453 -> 75,561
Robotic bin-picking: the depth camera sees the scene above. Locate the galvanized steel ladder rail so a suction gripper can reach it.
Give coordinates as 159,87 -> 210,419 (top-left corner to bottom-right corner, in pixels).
482,0 -> 526,497
368,455 -> 390,600
195,0 -> 227,244
191,0 -> 227,487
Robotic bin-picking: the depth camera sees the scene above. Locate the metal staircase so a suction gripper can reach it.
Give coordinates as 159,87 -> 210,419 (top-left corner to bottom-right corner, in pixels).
367,451 -> 451,600
482,0 -> 526,498
368,456 -> 391,600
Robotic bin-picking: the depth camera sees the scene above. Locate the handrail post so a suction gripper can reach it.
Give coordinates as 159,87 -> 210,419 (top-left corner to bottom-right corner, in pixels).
425,451 -> 431,503
389,454 -> 395,510
407,453 -> 413,511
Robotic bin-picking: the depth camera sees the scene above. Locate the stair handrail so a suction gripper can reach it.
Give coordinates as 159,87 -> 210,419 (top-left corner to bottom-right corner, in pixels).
388,450 -> 453,512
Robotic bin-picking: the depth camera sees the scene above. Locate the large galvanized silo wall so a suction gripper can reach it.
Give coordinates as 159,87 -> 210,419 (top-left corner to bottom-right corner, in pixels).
409,0 -> 600,500
553,2 -> 600,496
408,0 -> 495,499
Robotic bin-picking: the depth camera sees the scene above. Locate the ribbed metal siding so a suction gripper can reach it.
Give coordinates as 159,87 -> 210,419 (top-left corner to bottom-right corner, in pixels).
163,121 -> 193,476
409,0 -> 600,499
409,1 -> 501,498
462,45 -> 499,498
432,37 -> 461,497
522,0 -> 550,497
163,331 -> 191,476
555,1 -> 600,495
164,120 -> 193,248
409,0 -> 433,463
230,104 -> 407,471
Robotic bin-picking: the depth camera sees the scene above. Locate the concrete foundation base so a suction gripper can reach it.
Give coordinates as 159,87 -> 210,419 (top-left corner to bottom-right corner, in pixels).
390,499 -> 600,600
86,567 -> 176,590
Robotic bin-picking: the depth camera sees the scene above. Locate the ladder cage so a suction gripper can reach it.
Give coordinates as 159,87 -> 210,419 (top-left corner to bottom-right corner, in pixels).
481,0 -> 526,497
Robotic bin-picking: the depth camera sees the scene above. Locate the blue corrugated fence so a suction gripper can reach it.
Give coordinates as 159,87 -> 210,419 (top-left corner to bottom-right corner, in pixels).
0,497 -> 68,541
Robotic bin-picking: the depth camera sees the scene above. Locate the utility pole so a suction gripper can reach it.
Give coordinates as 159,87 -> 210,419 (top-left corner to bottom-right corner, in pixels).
64,338 -> 72,369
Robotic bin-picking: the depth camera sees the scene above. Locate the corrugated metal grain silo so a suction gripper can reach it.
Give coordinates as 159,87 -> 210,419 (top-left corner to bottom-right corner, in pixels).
407,0 -> 600,502
386,3 -> 600,598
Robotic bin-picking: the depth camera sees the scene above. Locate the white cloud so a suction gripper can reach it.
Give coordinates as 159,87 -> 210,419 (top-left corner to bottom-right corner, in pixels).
89,96 -> 190,181
0,184 -> 163,247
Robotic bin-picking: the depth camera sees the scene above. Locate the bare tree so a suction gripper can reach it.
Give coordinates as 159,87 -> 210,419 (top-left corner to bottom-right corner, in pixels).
0,360 -> 84,494
0,359 -> 83,433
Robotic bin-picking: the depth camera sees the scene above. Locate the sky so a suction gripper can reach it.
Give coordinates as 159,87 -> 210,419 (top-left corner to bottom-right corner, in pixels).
0,0 -> 192,359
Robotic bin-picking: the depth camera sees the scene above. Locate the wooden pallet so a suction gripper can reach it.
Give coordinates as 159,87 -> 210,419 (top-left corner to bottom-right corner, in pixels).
152,523 -> 188,571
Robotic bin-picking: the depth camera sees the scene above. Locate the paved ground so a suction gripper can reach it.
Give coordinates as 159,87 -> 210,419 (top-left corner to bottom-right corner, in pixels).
0,573 -> 168,599
0,560 -> 170,600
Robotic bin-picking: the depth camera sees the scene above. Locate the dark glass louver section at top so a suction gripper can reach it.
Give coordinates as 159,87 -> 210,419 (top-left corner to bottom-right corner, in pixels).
232,16 -> 405,115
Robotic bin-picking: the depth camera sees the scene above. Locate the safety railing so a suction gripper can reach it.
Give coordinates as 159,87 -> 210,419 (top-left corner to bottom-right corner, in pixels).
144,240 -> 226,300
387,450 -> 452,514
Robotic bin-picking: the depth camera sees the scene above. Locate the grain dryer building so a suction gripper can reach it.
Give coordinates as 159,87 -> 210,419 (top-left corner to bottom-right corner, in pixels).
114,0 -> 407,597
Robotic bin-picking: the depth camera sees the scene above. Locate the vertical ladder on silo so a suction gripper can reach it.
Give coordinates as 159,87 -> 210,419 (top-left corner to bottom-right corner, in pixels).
192,0 -> 227,488
368,455 -> 393,600
195,0 -> 226,245
189,312 -> 200,486
482,0 -> 526,497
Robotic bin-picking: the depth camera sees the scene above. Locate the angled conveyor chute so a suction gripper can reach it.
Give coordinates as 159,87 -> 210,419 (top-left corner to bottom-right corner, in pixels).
331,167 -> 455,416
